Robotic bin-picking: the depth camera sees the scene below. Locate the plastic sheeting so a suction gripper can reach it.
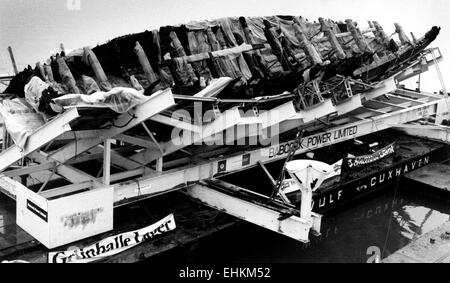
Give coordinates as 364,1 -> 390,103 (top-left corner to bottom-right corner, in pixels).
1,98 -> 45,149
245,17 -> 284,75
24,76 -> 49,112
187,31 -> 213,83
52,87 -> 148,113
185,19 -> 220,31
217,18 -> 252,81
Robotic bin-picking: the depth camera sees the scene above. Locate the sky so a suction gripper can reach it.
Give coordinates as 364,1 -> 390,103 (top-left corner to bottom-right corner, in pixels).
0,0 -> 449,92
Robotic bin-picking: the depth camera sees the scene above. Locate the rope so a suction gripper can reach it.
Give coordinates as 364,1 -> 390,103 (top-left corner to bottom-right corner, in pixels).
370,116 -> 380,134
98,112 -> 137,130
112,112 -> 137,128
134,179 -> 153,219
381,177 -> 400,259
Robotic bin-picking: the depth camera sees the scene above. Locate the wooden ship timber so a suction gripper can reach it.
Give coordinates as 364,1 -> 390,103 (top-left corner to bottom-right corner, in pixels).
3,16 -> 441,119
0,14 -> 449,262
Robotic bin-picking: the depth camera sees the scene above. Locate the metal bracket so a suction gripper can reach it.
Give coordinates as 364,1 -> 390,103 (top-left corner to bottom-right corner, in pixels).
253,106 -> 259,117
344,79 -> 354,98
312,80 -> 325,102
212,104 -> 221,118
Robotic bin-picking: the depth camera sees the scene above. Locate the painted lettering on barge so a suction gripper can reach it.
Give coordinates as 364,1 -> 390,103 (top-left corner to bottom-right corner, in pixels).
356,156 -> 430,193
313,190 -> 344,210
266,126 -> 358,158
312,155 -> 430,212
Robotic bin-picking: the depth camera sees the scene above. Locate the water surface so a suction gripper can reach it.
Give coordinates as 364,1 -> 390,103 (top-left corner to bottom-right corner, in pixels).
151,184 -> 450,263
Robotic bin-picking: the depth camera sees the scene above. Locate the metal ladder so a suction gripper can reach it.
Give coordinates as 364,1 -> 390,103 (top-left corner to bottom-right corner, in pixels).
431,50 -> 448,98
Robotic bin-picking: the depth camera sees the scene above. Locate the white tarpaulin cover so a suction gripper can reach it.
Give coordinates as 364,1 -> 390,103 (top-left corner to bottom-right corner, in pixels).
0,98 -> 45,149
48,214 -> 176,263
52,87 -> 148,113
24,77 -> 49,113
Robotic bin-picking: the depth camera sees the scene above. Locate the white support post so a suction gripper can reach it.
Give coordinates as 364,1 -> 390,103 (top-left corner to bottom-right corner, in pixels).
103,139 -> 111,185
285,161 -> 333,220
156,157 -> 163,173
300,186 -> 313,220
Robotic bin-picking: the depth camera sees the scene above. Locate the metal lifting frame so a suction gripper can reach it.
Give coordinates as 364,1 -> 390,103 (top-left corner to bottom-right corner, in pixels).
0,80 -> 442,190
107,90 -> 448,204
0,47 -> 447,245
2,88 -> 442,205
28,47 -> 440,178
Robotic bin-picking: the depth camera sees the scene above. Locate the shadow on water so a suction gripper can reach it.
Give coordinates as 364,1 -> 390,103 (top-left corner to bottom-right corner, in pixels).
146,182 -> 450,263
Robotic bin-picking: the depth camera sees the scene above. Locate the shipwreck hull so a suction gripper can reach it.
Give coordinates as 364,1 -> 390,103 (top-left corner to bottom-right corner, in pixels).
3,15 -> 440,121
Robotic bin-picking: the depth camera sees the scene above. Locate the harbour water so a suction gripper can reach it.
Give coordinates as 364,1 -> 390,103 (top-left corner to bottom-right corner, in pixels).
147,183 -> 450,263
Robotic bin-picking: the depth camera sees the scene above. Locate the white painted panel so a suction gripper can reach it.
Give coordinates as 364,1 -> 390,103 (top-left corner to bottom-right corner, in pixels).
297,100 -> 335,123
16,177 -> 113,249
47,186 -> 113,248
16,180 -> 50,246
336,94 -> 362,116
0,174 -> 19,199
259,101 -> 297,129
